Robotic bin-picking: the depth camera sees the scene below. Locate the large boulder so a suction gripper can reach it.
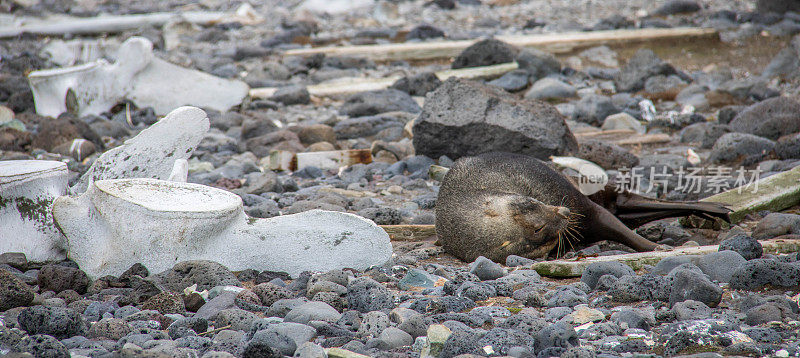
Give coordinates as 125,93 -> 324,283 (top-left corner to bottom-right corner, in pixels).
412,78 -> 577,160
729,97 -> 800,140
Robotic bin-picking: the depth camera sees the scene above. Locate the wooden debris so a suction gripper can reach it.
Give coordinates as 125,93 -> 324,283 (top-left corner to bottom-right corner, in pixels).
269,149 -> 372,171
326,348 -> 372,358
696,165 -> 800,224
531,238 -> 800,277
614,133 -> 671,146
317,187 -> 378,198
250,62 -> 518,99
381,225 -> 437,241
0,4 -> 262,38
283,27 -> 718,61
575,130 -> 671,146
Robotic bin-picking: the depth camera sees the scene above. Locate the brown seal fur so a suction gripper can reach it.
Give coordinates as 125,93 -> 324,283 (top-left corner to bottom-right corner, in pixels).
435,152 -> 731,262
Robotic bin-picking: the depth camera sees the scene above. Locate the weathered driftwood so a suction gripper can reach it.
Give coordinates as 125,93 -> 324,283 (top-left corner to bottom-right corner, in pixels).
269,149 -> 373,171
696,165 -> 800,224
575,130 -> 671,146
531,238 -> 800,277
0,5 -> 262,38
249,62 -> 518,99
614,133 -> 671,146
283,27 -> 718,61
380,225 -> 437,241
326,348 -> 372,358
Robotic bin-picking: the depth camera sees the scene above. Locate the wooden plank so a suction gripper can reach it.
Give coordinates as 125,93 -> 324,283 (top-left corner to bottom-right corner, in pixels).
0,5 -> 262,38
250,62 -> 518,99
615,133 -> 671,146
531,238 -> 800,277
283,27 -> 718,61
698,165 -> 800,224
381,224 -> 437,241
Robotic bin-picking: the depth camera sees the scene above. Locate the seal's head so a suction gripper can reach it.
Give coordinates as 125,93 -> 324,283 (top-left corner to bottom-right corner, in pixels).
480,194 -> 582,261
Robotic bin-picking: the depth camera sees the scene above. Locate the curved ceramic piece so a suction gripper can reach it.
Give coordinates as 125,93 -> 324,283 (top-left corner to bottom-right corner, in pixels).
54,178 -> 393,279
28,36 -> 249,117
0,160 -> 68,262
71,106 -> 209,193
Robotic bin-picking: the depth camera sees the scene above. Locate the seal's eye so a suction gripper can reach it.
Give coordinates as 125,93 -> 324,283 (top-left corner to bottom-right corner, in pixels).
533,225 -> 546,234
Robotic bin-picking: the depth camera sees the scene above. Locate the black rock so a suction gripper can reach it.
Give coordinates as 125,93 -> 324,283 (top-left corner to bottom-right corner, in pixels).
440,331 -> 484,358
0,268 -> 34,311
717,105 -> 745,125
611,309 -> 654,330
669,268 -> 722,308
752,213 -> 800,240
37,264 -> 90,294
409,296 -> 476,314
333,114 -> 409,139
679,122 -> 732,149
412,78 -> 577,160
571,94 -> 619,126
151,260 -> 240,292
756,0 -> 800,14
609,274 -> 671,302
776,132 -> 800,159
486,69 -> 530,92
18,306 -> 87,339
729,259 -> 800,290
652,0 -> 701,15
581,261 -> 635,290
346,277 -> 394,313
339,89 -> 421,117
15,334 -> 69,358
270,85 -> 310,105
719,234 -> 763,260
615,49 -> 679,93
406,24 -> 445,40
477,328 -> 535,356
729,96 -> 800,140
708,132 -> 775,164
390,72 -> 442,96
451,39 -> 519,69
576,139 -> 639,170
594,14 -> 634,30
357,207 -> 402,225
534,321 -> 578,352
515,49 -> 561,80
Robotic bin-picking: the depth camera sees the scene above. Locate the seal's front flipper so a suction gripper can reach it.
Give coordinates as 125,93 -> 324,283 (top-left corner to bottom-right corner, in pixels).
598,189 -> 731,228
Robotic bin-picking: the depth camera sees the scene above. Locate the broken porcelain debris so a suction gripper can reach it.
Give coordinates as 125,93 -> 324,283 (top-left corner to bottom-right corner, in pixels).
28,37 -> 249,117
71,106 -> 209,193
53,178 -> 392,279
0,160 -> 68,262
269,149 -> 373,171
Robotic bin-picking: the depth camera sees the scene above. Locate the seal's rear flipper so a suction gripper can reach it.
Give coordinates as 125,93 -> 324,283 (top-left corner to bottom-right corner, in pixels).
601,190 -> 731,228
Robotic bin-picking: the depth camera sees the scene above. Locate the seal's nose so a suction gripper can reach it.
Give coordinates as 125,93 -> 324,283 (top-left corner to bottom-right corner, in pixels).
556,206 -> 571,218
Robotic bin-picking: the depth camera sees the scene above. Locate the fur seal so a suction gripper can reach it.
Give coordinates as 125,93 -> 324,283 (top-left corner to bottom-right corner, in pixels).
435,152 -> 731,262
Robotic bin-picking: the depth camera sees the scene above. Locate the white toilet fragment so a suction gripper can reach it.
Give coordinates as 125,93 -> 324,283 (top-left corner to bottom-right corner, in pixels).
28,36 -> 249,117
71,106 -> 209,193
53,178 -> 393,279
0,160 -> 69,262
